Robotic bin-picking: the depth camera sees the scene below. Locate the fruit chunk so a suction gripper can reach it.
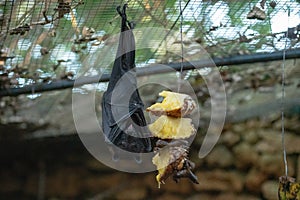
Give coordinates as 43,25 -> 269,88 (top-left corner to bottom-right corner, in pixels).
152,146 -> 187,188
278,176 -> 300,200
146,91 -> 196,117
148,115 -> 196,139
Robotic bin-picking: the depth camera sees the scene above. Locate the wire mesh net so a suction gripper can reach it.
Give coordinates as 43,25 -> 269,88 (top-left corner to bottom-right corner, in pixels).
0,0 -> 299,89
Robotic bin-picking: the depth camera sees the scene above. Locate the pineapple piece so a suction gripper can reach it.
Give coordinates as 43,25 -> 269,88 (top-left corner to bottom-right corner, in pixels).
152,146 -> 187,188
152,144 -> 198,188
278,176 -> 300,200
146,91 -> 196,117
148,90 -> 199,188
152,150 -> 170,188
148,115 -> 196,139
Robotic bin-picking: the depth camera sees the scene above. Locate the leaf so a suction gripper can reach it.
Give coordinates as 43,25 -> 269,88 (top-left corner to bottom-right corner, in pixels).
247,6 -> 266,20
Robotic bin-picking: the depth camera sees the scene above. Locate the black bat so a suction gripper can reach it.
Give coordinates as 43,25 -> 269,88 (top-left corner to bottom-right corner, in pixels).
101,4 -> 153,156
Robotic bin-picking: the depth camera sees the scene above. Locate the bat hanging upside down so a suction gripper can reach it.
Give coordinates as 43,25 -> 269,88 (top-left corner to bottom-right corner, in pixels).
101,4 -> 199,187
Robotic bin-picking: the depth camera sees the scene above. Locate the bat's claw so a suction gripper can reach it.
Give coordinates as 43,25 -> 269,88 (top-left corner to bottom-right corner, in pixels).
108,146 -> 120,162
134,154 -> 142,164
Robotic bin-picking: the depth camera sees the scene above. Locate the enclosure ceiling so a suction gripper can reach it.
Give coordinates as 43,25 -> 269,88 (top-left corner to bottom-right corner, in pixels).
0,0 -> 300,95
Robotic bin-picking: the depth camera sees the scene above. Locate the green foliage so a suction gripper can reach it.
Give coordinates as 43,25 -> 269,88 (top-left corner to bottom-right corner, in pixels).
227,1 -> 248,27
165,0 -> 177,8
251,22 -> 271,35
136,48 -> 154,63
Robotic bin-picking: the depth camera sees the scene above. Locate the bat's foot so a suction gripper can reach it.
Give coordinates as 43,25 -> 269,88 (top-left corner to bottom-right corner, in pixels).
116,4 -> 128,18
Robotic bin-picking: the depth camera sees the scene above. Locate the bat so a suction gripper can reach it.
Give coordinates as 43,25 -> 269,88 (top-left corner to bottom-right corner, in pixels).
101,4 -> 153,157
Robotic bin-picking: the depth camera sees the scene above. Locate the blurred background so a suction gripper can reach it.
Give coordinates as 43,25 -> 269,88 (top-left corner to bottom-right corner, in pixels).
0,0 -> 300,199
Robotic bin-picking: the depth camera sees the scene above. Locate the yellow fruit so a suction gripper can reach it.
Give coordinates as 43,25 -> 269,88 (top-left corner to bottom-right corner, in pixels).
148,115 -> 196,139
152,146 -> 188,188
278,176 -> 300,200
146,91 -> 196,117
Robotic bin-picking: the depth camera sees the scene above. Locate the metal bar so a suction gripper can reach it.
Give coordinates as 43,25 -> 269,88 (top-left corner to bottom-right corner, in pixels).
1,48 -> 300,97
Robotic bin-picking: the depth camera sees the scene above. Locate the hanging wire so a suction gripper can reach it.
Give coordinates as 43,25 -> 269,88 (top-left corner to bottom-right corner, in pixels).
281,6 -> 290,178
178,0 -> 184,92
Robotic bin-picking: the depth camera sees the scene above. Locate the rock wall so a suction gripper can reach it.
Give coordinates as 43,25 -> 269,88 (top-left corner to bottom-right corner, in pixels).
0,116 -> 299,200
193,116 -> 300,200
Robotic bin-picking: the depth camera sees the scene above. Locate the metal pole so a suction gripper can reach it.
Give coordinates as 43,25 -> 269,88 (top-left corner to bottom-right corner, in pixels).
0,48 -> 300,97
